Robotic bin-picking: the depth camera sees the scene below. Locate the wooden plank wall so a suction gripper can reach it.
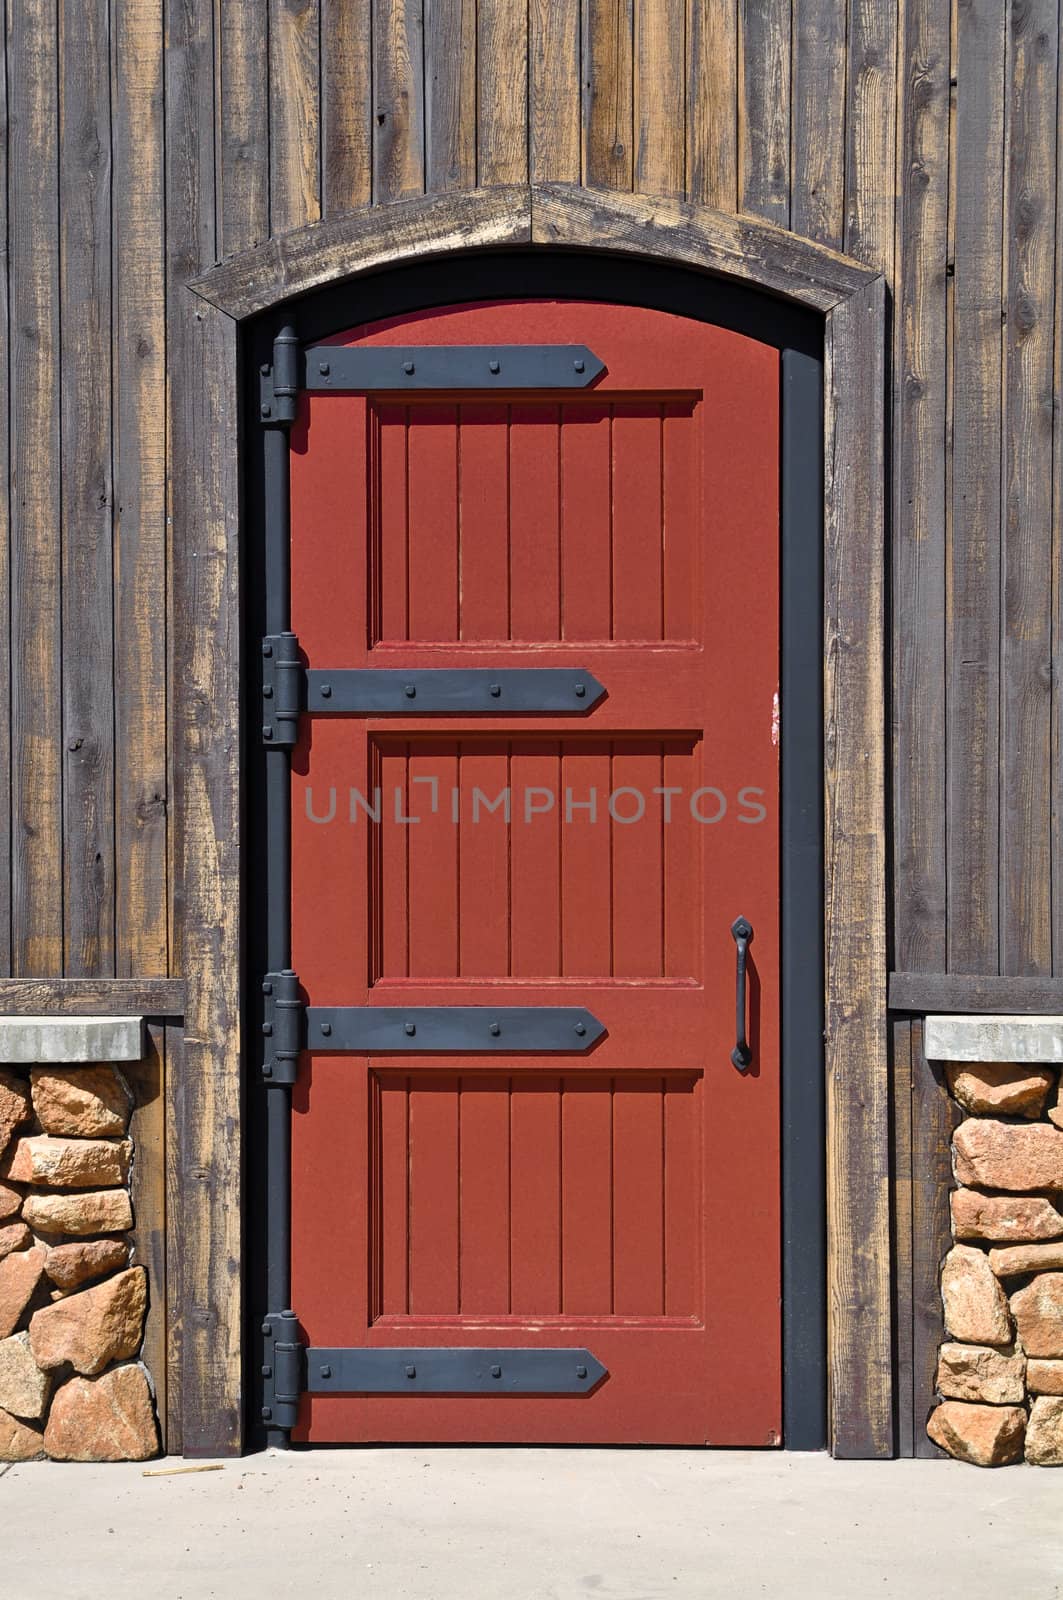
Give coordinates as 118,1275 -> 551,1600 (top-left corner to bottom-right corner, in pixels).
0,0 -> 1060,1454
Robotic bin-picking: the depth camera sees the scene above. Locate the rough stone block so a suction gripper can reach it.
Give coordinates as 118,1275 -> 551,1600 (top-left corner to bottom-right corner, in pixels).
0,1221 -> 30,1261
988,1242 -> 1063,1278
0,1246 -> 47,1339
44,1364 -> 157,1462
941,1244 -> 1012,1345
0,1406 -> 45,1461
44,1238 -> 128,1291
0,1016 -> 144,1065
0,1331 -> 51,1421
926,1400 -> 1025,1466
30,1065 -> 131,1137
29,1265 -> 146,1376
935,1342 -> 1025,1404
0,1182 -> 21,1222
945,1062 -> 1055,1118
21,1189 -> 132,1237
953,1118 -> 1063,1192
1025,1397 -> 1063,1466
0,1069 -> 31,1155
1010,1273 -> 1063,1358
1027,1359 -> 1063,1396
4,1134 -> 131,1189
951,1188 -> 1063,1243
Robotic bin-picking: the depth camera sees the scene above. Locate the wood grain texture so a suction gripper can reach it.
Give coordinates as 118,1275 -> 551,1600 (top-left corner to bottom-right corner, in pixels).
888,969 -> 1063,1013
374,0 -> 426,200
0,975 -> 185,1013
218,0 -> 269,253
583,0 -> 634,190
738,0 -> 790,224
910,1019 -> 958,1458
790,0 -> 845,247
478,0 -> 528,186
165,0 -> 242,1456
1055,3 -> 1063,983
114,0 -> 169,982
0,7 -> 10,974
529,0 -> 580,182
1001,0 -> 1057,976
634,0 -> 685,197
321,0 -> 373,213
891,1017 -> 914,1458
892,0 -> 950,974
192,187 -> 534,318
425,0 -> 476,192
61,0 -> 115,979
844,0 -> 898,273
823,277 -> 891,1458
270,0 -> 321,232
687,0 -> 737,210
9,0 -> 62,978
947,0 -> 1005,974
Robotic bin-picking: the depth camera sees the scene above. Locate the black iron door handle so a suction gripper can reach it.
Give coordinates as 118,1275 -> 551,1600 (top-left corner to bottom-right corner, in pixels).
730,917 -> 753,1073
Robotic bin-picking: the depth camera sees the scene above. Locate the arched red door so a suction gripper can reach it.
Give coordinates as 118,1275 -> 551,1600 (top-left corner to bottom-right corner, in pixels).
288,297 -> 780,1444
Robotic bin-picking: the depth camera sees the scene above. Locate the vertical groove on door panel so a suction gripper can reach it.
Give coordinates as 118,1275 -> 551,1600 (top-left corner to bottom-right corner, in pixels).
611,405 -> 664,638
662,402 -> 699,642
613,1076 -> 665,1313
561,1078 -> 614,1314
407,744 -> 458,975
458,405 -> 510,640
458,741 -> 510,975
407,405 -> 458,640
458,1076 -> 511,1313
509,404 -> 561,640
610,743 -> 664,977
409,1075 -> 460,1312
663,1074 -> 700,1315
505,1077 -> 562,1313
561,745 -> 611,976
561,404 -> 612,640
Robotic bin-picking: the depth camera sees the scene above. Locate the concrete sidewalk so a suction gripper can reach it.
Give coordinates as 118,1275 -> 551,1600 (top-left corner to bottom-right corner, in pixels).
2,1448 -> 1060,1600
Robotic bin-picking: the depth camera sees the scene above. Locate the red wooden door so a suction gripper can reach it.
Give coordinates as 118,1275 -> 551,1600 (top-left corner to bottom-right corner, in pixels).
289,299 -> 780,1445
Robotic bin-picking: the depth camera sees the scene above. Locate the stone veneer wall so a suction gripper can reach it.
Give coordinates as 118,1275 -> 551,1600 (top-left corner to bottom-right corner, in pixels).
927,1060 -> 1063,1466
0,1065 -> 157,1461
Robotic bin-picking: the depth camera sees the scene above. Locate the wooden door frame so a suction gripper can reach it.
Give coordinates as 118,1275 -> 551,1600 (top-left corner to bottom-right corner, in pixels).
183,184 -> 888,1458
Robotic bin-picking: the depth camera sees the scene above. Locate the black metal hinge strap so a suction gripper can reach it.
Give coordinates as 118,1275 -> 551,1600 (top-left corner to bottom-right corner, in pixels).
306,345 -> 605,391
306,1347 -> 607,1394
307,1006 -> 606,1053
306,667 -> 606,714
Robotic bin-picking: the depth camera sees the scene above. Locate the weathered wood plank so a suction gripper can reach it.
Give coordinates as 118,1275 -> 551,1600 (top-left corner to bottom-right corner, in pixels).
113,0 -> 169,983
891,1016 -> 914,1458
1055,4 -> 1063,982
127,1024 -> 168,1446
218,0 -> 269,252
582,0 -> 634,190
738,0 -> 790,224
9,0 -> 63,978
0,4 -> 10,975
892,0 -> 950,974
634,0 -> 685,197
270,0 -> 321,232
163,1022 -> 183,1455
479,0 -> 528,186
61,0 -> 115,980
947,0 -> 1006,973
192,186 -> 534,319
165,0 -> 243,1456
823,277 -> 891,1457
1000,0 -> 1057,975
687,0 -> 737,210
529,0 -> 580,183
321,0 -> 372,214
790,0 -> 845,247
529,185 -> 877,313
0,976 -> 185,1014
910,1019 -> 958,1457
844,0 -> 899,273
424,0 -> 476,192
889,970 -> 1063,1013
374,0 -> 426,201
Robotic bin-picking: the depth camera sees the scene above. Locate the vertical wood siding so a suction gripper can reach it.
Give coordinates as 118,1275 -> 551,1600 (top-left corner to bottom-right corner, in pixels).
1,0 -> 1061,1455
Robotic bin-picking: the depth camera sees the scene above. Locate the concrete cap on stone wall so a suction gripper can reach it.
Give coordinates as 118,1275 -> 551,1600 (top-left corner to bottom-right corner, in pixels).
0,1017 -> 144,1064
925,1014 -> 1063,1065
